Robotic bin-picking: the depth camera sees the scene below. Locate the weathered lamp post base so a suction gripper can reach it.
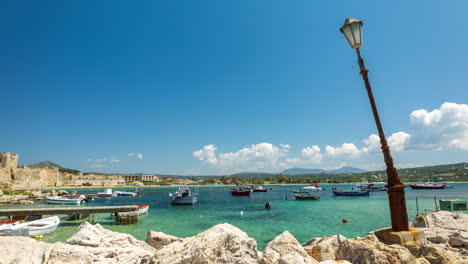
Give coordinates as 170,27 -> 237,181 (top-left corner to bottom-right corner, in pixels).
374,227 -> 425,246
387,184 -> 410,231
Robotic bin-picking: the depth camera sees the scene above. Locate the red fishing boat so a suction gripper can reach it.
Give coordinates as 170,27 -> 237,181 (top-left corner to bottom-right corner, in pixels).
409,182 -> 446,190
230,184 -> 252,196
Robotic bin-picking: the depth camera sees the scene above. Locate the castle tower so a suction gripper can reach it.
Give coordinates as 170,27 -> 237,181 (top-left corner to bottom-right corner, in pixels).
0,152 -> 19,170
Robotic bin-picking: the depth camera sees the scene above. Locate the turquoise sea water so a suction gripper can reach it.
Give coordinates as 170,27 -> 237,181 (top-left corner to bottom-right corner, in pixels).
7,183 -> 468,250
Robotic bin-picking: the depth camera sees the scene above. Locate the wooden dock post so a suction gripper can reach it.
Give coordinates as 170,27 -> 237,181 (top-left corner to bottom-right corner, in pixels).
115,212 -> 139,224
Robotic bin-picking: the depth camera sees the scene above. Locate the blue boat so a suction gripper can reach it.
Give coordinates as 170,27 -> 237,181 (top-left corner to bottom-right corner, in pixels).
332,186 -> 369,196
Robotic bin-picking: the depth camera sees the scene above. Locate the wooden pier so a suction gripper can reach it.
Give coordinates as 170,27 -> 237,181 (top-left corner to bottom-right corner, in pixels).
0,205 -> 139,217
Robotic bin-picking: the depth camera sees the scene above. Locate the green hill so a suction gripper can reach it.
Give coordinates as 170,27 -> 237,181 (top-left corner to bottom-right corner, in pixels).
29,161 -> 63,169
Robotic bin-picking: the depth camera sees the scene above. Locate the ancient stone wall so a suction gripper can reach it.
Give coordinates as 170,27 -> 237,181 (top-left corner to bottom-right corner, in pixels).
0,152 -> 61,190
62,175 -> 124,186
0,152 -> 18,169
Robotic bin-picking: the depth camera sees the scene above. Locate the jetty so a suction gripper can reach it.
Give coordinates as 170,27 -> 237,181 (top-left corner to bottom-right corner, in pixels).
0,205 -> 141,224
0,205 -> 139,217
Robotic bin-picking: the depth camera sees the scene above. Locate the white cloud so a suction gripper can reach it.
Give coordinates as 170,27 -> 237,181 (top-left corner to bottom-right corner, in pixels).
325,143 -> 361,158
128,152 -> 144,160
193,143 -> 289,171
300,145 -> 322,164
193,144 -> 218,165
88,156 -> 120,169
362,132 -> 411,153
409,102 -> 468,151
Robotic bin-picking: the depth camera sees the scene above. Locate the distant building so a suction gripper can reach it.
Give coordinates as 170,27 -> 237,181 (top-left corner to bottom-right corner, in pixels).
122,175 -> 160,182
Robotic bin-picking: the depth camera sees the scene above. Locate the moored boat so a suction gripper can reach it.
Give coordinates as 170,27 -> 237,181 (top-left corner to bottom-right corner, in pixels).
96,188 -> 117,197
302,184 -> 325,191
332,186 -> 369,196
114,191 -> 137,197
251,186 -> 267,192
293,189 -> 311,194
170,187 -> 198,204
409,182 -> 446,190
0,216 -> 60,236
359,184 -> 387,191
46,195 -> 85,204
230,185 -> 252,196
293,194 -> 320,200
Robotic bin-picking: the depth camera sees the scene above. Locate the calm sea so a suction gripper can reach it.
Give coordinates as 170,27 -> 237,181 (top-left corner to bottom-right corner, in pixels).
14,183 -> 468,250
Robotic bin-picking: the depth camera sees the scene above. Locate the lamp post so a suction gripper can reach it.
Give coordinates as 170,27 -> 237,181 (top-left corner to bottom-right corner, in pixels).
339,18 -> 409,231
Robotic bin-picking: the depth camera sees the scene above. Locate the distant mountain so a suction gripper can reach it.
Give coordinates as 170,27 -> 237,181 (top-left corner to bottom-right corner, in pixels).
282,168 -> 326,175
282,166 -> 366,175
29,161 -> 63,169
327,166 -> 367,174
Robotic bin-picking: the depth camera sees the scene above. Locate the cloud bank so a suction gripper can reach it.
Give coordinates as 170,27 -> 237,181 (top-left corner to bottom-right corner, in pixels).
193,102 -> 468,173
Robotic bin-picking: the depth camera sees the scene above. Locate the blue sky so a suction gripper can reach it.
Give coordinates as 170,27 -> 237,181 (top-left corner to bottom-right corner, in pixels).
2,0 -> 467,174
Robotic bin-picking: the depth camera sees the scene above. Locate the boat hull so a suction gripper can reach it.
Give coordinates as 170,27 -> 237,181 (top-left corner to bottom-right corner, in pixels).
136,205 -> 149,214
293,194 -> 320,200
171,196 -> 198,204
46,197 -> 82,204
115,192 -> 137,197
252,189 -> 267,192
332,190 -> 369,196
409,185 -> 445,189
230,190 -> 251,196
0,216 -> 60,237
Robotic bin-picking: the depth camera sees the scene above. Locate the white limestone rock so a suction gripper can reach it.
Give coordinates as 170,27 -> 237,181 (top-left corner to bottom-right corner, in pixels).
413,211 -> 468,231
152,223 -> 259,264
336,234 -> 426,264
318,261 -> 352,264
302,234 -> 347,261
263,231 -> 318,264
0,236 -> 51,264
145,230 -> 182,250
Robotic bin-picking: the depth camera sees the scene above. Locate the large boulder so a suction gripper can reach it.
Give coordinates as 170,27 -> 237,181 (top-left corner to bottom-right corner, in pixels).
336,234 -> 426,264
152,223 -> 259,264
412,211 -> 468,261
302,235 -> 347,262
405,244 -> 460,264
263,231 -> 318,264
413,211 -> 468,232
64,222 -> 155,263
146,231 -> 182,250
0,236 -> 51,264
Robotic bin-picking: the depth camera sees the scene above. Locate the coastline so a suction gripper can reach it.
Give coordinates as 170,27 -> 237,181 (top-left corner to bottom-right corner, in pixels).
44,181 -> 468,190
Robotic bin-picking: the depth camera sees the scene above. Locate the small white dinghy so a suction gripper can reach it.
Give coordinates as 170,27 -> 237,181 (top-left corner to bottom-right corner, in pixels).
46,195 -> 85,204
0,216 -> 60,236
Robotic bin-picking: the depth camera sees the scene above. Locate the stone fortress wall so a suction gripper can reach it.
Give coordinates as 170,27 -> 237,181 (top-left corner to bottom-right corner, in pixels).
62,175 -> 124,186
0,152 -> 61,190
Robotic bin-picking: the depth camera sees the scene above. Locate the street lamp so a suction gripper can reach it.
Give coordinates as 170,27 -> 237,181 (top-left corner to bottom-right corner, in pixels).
340,18 -> 409,232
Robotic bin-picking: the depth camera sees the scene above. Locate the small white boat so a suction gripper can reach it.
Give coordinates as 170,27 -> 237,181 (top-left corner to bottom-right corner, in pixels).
46,195 -> 85,204
0,216 -> 60,236
114,191 -> 137,197
169,187 -> 198,204
96,188 -> 117,197
302,184 -> 325,191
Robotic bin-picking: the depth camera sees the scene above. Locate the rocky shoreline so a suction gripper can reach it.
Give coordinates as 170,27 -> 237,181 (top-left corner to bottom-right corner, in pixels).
0,211 -> 467,264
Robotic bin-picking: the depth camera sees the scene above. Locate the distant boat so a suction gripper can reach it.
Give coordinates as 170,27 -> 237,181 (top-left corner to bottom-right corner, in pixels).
230,185 -> 252,196
46,196 -> 85,204
409,182 -> 446,190
96,188 -> 117,197
302,184 -> 325,191
332,186 -> 369,196
0,216 -> 60,237
246,186 -> 267,192
170,187 -> 198,204
359,184 -> 387,191
114,191 -> 137,197
293,194 -> 320,200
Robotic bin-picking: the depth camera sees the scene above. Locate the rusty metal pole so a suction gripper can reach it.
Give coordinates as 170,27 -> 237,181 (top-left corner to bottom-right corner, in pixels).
356,48 -> 409,231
